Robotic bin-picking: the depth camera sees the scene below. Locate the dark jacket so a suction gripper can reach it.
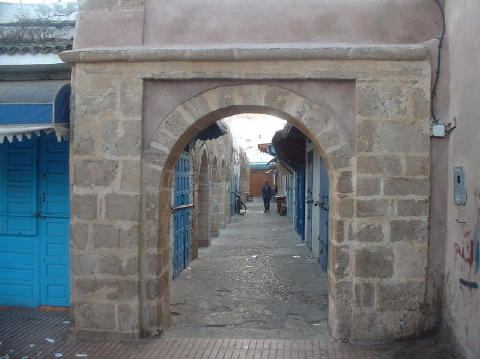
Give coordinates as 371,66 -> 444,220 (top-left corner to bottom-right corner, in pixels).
262,184 -> 273,198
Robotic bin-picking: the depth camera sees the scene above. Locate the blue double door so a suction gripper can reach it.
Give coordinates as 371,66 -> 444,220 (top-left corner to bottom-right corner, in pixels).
173,151 -> 191,279
0,133 -> 70,307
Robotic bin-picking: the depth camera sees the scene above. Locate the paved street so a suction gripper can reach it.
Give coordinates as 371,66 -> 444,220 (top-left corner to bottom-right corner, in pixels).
169,198 -> 329,339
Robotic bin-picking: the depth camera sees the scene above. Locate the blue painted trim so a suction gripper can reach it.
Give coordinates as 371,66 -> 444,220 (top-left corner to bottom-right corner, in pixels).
0,104 -> 52,125
0,83 -> 71,125
460,279 -> 479,289
250,163 -> 269,169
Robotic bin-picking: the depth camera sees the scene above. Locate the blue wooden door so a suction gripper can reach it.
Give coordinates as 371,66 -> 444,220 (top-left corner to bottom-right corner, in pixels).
38,134 -> 70,306
173,151 -> 191,279
0,137 -> 40,307
0,133 -> 70,308
295,168 -> 305,239
305,151 -> 313,250
319,158 -> 329,272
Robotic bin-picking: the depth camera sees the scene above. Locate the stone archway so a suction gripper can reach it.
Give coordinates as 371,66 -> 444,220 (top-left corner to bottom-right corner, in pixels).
141,84 -> 354,339
67,52 -> 431,342
197,150 -> 211,247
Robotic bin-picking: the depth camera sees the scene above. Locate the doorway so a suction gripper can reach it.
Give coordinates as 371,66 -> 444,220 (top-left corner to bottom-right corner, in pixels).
0,133 -> 70,308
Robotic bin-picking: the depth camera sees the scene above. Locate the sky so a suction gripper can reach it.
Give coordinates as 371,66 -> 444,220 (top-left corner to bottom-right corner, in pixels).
223,114 -> 286,164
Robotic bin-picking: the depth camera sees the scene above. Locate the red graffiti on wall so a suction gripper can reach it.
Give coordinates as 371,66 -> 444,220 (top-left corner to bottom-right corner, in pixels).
454,231 -> 474,265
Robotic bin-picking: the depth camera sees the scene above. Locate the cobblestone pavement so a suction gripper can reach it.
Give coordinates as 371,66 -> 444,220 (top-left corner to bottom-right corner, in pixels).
0,199 -> 457,358
168,198 -> 329,339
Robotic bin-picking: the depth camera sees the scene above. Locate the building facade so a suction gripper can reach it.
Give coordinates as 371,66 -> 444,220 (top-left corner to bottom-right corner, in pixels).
17,0 -> 475,357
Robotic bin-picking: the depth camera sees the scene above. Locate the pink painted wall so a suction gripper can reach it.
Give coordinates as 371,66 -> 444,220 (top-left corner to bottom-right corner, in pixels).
442,1 -> 480,358
74,0 -> 442,49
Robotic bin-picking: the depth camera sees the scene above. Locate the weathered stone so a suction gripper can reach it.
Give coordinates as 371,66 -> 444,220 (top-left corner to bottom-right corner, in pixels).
145,279 -> 160,300
182,94 -> 211,119
358,86 -> 407,117
120,160 -> 141,191
74,302 -> 116,330
384,177 -> 428,196
338,197 -> 354,218
393,243 -> 428,280
330,280 -> 353,309
145,272 -> 169,300
390,220 -> 428,242
377,281 -> 424,312
74,159 -> 118,187
98,254 -> 137,275
354,282 -> 375,307
357,223 -> 384,242
76,278 -> 137,300
356,120 -> 377,152
143,146 -> 168,167
145,192 -> 159,221
120,225 -> 139,248
105,193 -> 140,221
71,253 -> 99,276
317,127 -> 341,150
357,155 -> 402,175
411,87 -> 430,120
356,199 -> 390,217
397,198 -> 429,217
93,224 -> 119,248
337,171 -> 353,193
98,119 -> 118,154
356,176 -> 381,196
334,218 -> 345,243
161,110 -> 191,138
330,245 -> 350,279
117,303 -> 139,332
74,136 -> 95,155
264,87 -> 292,109
355,247 -> 394,279
236,85 -> 266,107
73,194 -> 98,220
406,156 -> 429,177
79,92 -> 117,116
71,223 -> 89,250
119,80 -> 142,118
377,121 -> 429,153
328,145 -> 352,169
111,121 -> 142,157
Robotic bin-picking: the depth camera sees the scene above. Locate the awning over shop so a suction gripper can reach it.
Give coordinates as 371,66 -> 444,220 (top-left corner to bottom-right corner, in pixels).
271,125 -> 306,170
0,80 -> 70,143
195,120 -> 229,141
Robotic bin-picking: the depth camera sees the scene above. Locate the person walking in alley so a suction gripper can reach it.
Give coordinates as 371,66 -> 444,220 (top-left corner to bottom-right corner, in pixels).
262,181 -> 273,212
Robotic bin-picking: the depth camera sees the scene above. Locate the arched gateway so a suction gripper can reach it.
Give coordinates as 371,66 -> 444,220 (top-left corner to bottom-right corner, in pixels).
63,45 -> 431,341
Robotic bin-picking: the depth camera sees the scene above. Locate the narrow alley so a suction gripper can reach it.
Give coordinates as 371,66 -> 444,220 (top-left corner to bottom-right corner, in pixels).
168,198 -> 329,339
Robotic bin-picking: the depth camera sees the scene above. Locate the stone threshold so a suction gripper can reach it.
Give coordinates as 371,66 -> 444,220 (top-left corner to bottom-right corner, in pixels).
60,43 -> 428,63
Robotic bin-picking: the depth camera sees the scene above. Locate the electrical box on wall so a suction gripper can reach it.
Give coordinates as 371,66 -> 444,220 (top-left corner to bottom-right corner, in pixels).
453,167 -> 467,205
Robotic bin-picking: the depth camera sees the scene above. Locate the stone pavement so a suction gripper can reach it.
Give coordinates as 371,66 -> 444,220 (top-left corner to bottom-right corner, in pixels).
168,198 -> 329,339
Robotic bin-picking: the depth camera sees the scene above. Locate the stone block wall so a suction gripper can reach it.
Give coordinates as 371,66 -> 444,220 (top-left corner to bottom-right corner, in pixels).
65,49 -> 432,341
346,75 -> 431,340
190,132 -> 244,251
